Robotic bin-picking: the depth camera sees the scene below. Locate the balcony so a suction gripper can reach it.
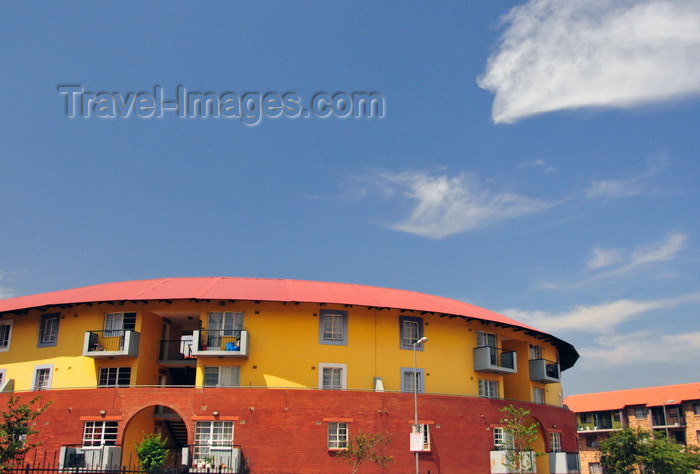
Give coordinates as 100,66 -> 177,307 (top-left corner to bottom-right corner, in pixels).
489,450 -> 536,473
191,329 -> 249,358
83,330 -> 140,358
651,407 -> 685,428
549,452 -> 580,474
529,358 -> 561,384
473,346 -> 517,374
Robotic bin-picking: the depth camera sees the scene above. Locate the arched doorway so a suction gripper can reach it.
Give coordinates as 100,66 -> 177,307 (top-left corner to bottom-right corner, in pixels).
122,405 -> 189,470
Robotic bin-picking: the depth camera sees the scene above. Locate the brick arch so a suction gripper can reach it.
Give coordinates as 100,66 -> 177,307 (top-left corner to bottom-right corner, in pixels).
120,403 -> 190,469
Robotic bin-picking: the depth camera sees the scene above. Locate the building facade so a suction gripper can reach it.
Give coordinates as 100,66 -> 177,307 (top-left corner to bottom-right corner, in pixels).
0,277 -> 580,473
564,383 -> 700,474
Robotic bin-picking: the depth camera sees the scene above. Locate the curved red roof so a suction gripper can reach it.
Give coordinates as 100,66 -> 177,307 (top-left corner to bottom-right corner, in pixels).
0,277 -> 578,369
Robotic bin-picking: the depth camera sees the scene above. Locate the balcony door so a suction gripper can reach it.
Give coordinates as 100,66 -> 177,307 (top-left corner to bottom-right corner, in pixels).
207,312 -> 244,349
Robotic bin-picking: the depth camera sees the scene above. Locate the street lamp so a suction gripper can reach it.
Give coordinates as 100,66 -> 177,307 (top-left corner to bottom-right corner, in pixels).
412,336 -> 428,474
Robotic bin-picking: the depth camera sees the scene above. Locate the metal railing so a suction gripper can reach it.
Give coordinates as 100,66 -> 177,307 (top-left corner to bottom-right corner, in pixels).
196,330 -> 242,351
476,346 -> 516,369
159,339 -> 195,361
85,330 -> 131,352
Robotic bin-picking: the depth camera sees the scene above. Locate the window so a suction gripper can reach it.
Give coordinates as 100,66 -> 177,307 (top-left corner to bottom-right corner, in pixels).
550,432 -> 561,452
694,403 -> 700,416
477,331 -> 498,364
319,310 -> 347,345
399,316 -> 423,350
104,312 -> 136,337
696,431 -> 700,444
477,331 -> 497,347
33,365 -> 52,391
98,367 -> 131,387
319,363 -> 346,390
0,369 -> 5,387
586,435 -> 598,448
0,319 -> 13,351
83,421 -> 118,446
194,421 -> 234,462
589,463 -> 602,474
529,344 -> 542,360
203,366 -> 240,387
533,387 -> 545,404
327,422 -> 348,449
634,406 -> 647,419
38,313 -> 60,347
401,368 -> 425,393
478,379 -> 499,399
413,424 -> 431,451
493,427 -> 513,450
207,312 -> 244,348
580,412 -> 591,424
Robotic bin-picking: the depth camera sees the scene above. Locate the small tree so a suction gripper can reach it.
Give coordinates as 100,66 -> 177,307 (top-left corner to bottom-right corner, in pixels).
336,430 -> 393,474
498,404 -> 542,474
135,433 -> 168,474
0,395 -> 51,472
599,427 -> 700,474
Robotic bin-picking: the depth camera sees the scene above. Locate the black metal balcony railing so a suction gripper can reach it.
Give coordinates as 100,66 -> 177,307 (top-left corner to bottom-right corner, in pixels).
86,330 -> 129,352
159,339 -> 195,360
197,329 -> 242,351
651,414 -> 684,427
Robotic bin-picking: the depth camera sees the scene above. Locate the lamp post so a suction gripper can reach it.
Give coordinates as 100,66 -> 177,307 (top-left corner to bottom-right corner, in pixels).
413,336 -> 428,474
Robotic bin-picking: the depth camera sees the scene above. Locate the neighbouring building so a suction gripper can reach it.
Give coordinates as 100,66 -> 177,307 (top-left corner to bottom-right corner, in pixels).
564,383 -> 700,474
0,277 -> 581,473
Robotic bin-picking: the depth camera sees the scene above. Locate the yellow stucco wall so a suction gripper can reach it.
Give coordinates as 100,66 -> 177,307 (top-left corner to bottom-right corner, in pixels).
0,299 -> 566,403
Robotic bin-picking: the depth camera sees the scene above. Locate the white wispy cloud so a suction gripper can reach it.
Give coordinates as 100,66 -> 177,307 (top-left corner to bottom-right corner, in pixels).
585,248 -> 623,270
478,0 -> 700,123
599,232 -> 688,276
0,271 -> 14,299
542,232 -> 688,289
579,330 -> 700,365
377,171 -> 550,239
517,159 -> 557,174
503,297 -> 679,334
585,177 -> 648,199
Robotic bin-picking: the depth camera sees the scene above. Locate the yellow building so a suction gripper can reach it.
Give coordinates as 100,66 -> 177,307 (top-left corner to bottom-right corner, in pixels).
0,277 -> 580,473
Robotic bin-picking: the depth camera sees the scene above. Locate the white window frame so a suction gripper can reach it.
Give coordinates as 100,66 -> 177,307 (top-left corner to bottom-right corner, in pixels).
104,312 -> 136,337
203,366 -> 240,387
589,462 -> 602,474
38,313 -> 60,347
550,432 -> 561,452
98,367 -> 131,387
319,310 -> 348,345
319,363 -> 347,390
33,364 -> 53,391
0,369 -> 5,388
399,316 -> 423,350
82,421 -> 118,447
493,427 -> 514,450
0,319 -> 14,352
477,331 -> 497,347
327,422 -> 348,450
478,379 -> 499,399
194,421 -> 234,461
401,367 -> 425,393
533,387 -> 545,404
529,344 -> 542,360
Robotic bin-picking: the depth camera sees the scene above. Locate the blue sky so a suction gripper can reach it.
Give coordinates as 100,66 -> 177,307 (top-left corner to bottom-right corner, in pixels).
1,0 -> 699,396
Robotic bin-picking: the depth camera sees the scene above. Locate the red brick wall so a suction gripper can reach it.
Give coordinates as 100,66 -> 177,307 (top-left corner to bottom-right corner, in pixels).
5,389 -> 578,473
